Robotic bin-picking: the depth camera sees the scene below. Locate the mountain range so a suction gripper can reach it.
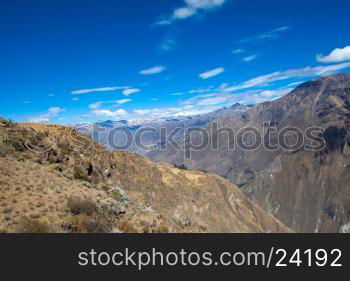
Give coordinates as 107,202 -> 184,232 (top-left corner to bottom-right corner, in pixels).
79,74 -> 350,233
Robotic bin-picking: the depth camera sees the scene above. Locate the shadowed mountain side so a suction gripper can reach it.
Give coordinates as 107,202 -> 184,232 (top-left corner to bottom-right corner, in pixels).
147,74 -> 350,233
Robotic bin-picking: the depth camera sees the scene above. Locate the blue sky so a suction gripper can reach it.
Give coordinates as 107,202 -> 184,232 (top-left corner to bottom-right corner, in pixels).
1,0 -> 350,124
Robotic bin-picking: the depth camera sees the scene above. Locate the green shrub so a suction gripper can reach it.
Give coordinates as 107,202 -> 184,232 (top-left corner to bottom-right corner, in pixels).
111,186 -> 129,205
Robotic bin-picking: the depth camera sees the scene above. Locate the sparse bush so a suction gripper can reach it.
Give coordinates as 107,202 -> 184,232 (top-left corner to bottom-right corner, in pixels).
16,217 -> 54,233
57,138 -> 71,154
3,207 -> 13,214
73,166 -> 89,181
174,163 -> 188,170
69,214 -> 110,233
62,170 -> 74,180
3,136 -> 25,152
67,196 -> 97,215
111,186 -> 129,205
65,197 -> 111,233
0,144 -> 11,157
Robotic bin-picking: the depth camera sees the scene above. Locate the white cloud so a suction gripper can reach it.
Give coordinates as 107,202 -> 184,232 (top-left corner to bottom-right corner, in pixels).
238,26 -> 291,44
87,86 -> 295,122
130,106 -> 210,119
48,107 -> 64,114
123,88 -> 140,96
223,62 -> 350,92
122,62 -> 348,121
71,86 -> 128,95
116,99 -> 132,105
232,48 -> 245,54
185,0 -> 226,9
89,99 -> 132,109
173,7 -> 196,19
160,37 -> 178,52
83,62 -> 350,123
29,107 -> 65,123
259,26 -> 290,38
171,92 -> 186,96
155,0 -> 227,25
92,109 -> 128,119
72,97 -> 79,101
89,102 -> 102,110
286,81 -> 305,88
243,54 -> 258,62
28,115 -> 50,123
219,82 -> 229,91
131,89 -> 283,120
139,66 -> 166,75
183,87 -> 294,109
199,67 -> 225,79
317,45 -> 350,63
197,96 -> 228,106
155,19 -> 172,26
132,109 -> 152,116
89,101 -> 221,121
189,86 -> 215,94
259,89 -> 290,98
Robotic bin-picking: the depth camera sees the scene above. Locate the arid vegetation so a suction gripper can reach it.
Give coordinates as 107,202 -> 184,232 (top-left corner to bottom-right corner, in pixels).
0,117 -> 291,233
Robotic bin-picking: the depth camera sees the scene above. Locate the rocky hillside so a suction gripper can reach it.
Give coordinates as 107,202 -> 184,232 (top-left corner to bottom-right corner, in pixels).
0,118 -> 290,233
149,74 -> 350,233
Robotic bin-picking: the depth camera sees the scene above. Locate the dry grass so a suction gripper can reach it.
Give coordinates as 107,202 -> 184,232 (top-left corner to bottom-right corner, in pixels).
0,120 -> 292,233
16,217 -> 58,233
68,214 -> 110,233
0,157 -> 106,232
